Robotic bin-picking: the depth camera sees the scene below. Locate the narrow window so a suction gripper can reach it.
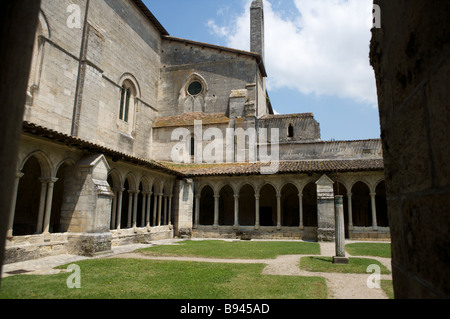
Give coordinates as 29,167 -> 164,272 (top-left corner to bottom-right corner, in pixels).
119,86 -> 125,121
119,85 -> 131,123
124,88 -> 130,123
190,136 -> 195,156
288,124 -> 294,138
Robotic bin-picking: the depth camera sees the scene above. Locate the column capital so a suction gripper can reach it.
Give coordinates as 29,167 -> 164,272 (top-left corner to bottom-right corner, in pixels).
370,192 -> 377,197
39,177 -> 58,183
213,194 -> 221,199
16,171 -> 24,178
233,194 -> 240,199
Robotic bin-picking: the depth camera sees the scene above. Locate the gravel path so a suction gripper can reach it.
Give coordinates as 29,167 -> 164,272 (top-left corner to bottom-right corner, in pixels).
1,240 -> 392,299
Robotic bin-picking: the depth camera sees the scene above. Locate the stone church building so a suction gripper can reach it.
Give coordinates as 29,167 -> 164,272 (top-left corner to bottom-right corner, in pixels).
5,0 -> 389,263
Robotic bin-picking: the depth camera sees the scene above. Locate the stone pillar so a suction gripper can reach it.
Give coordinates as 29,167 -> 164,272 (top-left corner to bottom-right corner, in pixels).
116,188 -> 124,230
298,193 -> 304,230
168,195 -> 173,226
316,174 -> 335,242
42,178 -> 58,235
152,193 -> 158,227
146,192 -> 152,229
254,194 -> 260,230
213,195 -> 220,229
127,191 -> 133,228
35,178 -> 48,234
233,194 -> 239,230
370,192 -> 378,230
333,195 -> 348,264
347,192 -> 353,229
194,195 -> 200,229
7,172 -> 24,237
132,191 -> 139,229
157,193 -> 162,226
141,192 -> 147,227
110,188 -> 118,230
276,193 -> 281,230
163,195 -> 168,225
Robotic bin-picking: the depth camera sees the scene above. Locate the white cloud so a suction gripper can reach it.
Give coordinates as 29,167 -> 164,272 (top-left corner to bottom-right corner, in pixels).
208,0 -> 377,106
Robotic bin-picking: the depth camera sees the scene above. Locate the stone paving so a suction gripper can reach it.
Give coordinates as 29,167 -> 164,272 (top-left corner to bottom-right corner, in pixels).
0,239 -> 392,299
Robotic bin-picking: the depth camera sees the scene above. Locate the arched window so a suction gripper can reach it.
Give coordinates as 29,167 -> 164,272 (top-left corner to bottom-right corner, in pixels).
190,136 -> 195,156
119,81 -> 134,123
288,124 -> 294,138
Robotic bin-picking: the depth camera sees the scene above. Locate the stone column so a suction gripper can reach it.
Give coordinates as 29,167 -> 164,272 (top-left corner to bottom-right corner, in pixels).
7,172 -> 24,237
140,192 -> 147,227
333,195 -> 348,264
116,188 -> 124,229
298,193 -> 304,230
347,192 -> 353,229
146,192 -> 152,229
127,191 -> 133,228
35,178 -> 48,234
132,191 -> 139,229
163,195 -> 168,225
194,195 -> 200,229
254,194 -> 260,230
213,195 -> 220,229
152,193 -> 158,226
168,194 -> 173,226
276,193 -> 281,230
110,188 -> 118,230
157,193 -> 162,226
233,194 -> 239,230
370,192 -> 378,230
42,178 -> 58,235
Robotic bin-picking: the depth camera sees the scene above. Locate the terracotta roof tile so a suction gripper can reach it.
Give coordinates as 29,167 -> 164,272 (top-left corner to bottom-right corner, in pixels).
153,112 -> 230,128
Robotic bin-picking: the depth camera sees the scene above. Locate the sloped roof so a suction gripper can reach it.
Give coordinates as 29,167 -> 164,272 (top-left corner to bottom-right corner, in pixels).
153,112 -> 230,128
131,0 -> 169,36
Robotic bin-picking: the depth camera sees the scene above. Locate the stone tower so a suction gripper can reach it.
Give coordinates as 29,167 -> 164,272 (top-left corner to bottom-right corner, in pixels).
250,0 -> 265,62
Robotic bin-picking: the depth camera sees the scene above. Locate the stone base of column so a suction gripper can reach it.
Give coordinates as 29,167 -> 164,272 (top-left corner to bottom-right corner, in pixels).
317,228 -> 335,242
332,256 -> 349,264
67,232 -> 112,257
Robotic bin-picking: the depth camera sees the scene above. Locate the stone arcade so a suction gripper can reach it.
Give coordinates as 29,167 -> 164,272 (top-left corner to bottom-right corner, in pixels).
5,0 -> 389,264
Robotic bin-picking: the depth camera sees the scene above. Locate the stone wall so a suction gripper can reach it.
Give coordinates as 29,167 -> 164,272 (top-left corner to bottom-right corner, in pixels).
370,0 -> 450,298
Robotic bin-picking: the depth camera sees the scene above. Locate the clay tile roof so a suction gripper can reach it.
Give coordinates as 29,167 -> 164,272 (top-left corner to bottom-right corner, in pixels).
259,113 -> 315,120
153,112 -> 230,128
159,159 -> 384,177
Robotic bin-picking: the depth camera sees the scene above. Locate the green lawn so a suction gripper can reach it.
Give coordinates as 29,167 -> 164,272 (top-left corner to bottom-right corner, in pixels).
0,258 -> 327,299
299,256 -> 391,274
137,240 -> 321,259
345,243 -> 391,258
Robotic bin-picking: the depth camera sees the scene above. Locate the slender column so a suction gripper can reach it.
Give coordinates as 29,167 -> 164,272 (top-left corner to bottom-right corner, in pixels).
132,191 -> 139,228
347,192 -> 353,229
168,195 -> 173,226
7,172 -> 24,237
298,193 -> 303,230
127,191 -> 133,228
146,192 -> 152,228
140,192 -> 147,227
116,188 -> 124,229
157,193 -> 162,226
370,192 -> 378,230
213,195 -> 220,229
276,193 -> 281,230
152,193 -> 158,226
233,194 -> 239,230
42,178 -> 58,235
194,195 -> 200,229
333,195 -> 348,264
110,188 -> 118,230
163,195 -> 168,225
254,194 -> 260,230
35,178 -> 48,234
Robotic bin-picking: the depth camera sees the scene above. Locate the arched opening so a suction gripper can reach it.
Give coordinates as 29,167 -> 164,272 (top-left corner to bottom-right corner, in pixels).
302,182 -> 317,227
259,184 -> 277,226
351,181 -> 372,227
239,184 -> 255,226
50,161 -> 72,233
287,124 -> 294,138
14,156 -> 42,236
121,178 -> 131,229
199,186 -> 214,225
281,183 -> 299,227
376,181 -> 389,227
219,185 -> 234,226
334,182 -> 349,238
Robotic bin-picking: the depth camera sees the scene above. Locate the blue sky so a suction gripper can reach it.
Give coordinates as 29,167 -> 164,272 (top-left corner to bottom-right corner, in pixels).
143,0 -> 381,141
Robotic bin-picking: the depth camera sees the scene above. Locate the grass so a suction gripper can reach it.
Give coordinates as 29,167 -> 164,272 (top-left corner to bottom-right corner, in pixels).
0,258 -> 327,299
300,256 -> 391,274
137,240 -> 321,259
345,243 -> 391,258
